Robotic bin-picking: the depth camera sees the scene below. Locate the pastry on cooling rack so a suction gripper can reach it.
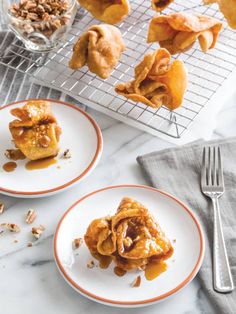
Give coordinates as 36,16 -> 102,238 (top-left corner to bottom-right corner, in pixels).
147,12 -> 222,54
84,197 -> 173,272
69,24 -> 125,79
204,0 -> 236,29
78,0 -> 130,24
152,0 -> 174,12
9,100 -> 61,161
115,48 -> 187,110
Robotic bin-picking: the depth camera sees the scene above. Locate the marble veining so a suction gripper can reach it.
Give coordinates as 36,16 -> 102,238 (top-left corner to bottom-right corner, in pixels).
0,92 -> 236,314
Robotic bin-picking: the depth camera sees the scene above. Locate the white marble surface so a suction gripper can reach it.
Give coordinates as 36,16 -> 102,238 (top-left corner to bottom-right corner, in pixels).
0,92 -> 236,314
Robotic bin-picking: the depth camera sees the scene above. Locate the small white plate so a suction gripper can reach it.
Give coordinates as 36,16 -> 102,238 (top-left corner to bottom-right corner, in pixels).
0,99 -> 103,198
54,185 -> 205,308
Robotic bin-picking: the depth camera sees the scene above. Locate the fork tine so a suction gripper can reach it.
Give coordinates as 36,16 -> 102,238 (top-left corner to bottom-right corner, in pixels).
207,146 -> 212,186
213,146 -> 217,186
217,147 -> 224,188
201,147 -> 207,187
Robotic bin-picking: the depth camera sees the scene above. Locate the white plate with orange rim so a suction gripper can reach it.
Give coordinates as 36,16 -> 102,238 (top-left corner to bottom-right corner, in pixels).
0,99 -> 103,198
54,184 -> 205,308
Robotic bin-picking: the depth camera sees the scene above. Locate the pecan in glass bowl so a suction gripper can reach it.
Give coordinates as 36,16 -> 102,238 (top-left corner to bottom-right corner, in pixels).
2,0 -> 77,52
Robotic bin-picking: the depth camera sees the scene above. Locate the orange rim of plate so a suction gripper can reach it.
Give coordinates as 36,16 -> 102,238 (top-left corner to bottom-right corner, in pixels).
54,184 -> 205,306
0,99 -> 103,196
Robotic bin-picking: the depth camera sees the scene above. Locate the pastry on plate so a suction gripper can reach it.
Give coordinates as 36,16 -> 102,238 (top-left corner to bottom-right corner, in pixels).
152,0 -> 174,12
9,100 -> 61,161
69,24 -> 125,79
85,197 -> 173,272
78,0 -> 130,24
204,0 -> 236,29
147,12 -> 222,54
115,48 -> 187,110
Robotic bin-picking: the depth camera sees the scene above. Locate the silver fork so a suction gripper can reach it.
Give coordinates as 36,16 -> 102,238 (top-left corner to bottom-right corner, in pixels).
201,146 -> 234,293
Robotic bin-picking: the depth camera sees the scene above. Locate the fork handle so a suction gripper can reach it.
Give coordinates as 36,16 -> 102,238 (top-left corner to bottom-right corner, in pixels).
212,196 -> 234,293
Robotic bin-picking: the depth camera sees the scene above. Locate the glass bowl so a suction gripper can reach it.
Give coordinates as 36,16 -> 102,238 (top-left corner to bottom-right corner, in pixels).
2,0 -> 77,52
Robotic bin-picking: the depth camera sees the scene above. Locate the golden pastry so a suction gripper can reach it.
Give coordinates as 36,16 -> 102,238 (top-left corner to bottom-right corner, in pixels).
115,48 -> 187,110
9,100 -> 61,161
147,12 -> 222,54
152,0 -> 174,12
69,24 -> 125,79
78,0 -> 130,24
204,0 -> 236,29
84,197 -> 174,272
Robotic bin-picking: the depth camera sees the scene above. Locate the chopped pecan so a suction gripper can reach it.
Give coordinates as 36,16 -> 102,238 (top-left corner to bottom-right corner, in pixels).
32,224 -> 45,239
72,238 -> 83,250
62,149 -> 71,159
131,275 -> 141,288
23,24 -> 35,34
0,203 -> 4,215
26,12 -> 39,21
38,135 -> 51,148
123,236 -> 132,249
10,0 -> 70,22
24,2 -> 37,10
9,0 -> 71,39
26,209 -> 37,224
1,223 -> 21,233
87,260 -> 95,269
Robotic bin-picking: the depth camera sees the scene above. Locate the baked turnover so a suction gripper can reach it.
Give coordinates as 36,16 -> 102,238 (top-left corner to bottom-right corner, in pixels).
9,100 -> 61,161
115,48 -> 187,109
204,0 -> 236,29
84,197 -> 173,273
69,24 -> 125,79
148,12 -> 222,54
151,0 -> 174,12
77,0 -> 130,24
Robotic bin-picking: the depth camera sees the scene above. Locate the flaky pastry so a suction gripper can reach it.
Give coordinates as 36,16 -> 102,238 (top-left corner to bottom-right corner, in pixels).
204,0 -> 236,29
151,0 -> 174,12
69,24 -> 125,79
78,0 -> 130,24
148,12 -> 222,54
9,100 -> 61,161
84,197 -> 173,271
115,48 -> 187,109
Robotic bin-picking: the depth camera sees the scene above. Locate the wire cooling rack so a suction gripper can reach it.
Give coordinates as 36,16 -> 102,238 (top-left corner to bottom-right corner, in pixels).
0,0 -> 236,139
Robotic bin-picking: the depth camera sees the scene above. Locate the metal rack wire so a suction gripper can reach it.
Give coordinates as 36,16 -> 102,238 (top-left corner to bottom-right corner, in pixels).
0,0 -> 236,138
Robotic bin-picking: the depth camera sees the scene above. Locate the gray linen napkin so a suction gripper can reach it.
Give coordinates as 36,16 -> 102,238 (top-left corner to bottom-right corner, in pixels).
137,138 -> 236,314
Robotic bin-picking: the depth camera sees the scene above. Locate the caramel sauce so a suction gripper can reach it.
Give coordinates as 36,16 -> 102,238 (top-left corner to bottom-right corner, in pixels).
98,256 -> 112,269
25,157 -> 57,170
92,253 -> 112,269
114,266 -> 127,277
3,162 -> 17,172
145,260 -> 167,281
